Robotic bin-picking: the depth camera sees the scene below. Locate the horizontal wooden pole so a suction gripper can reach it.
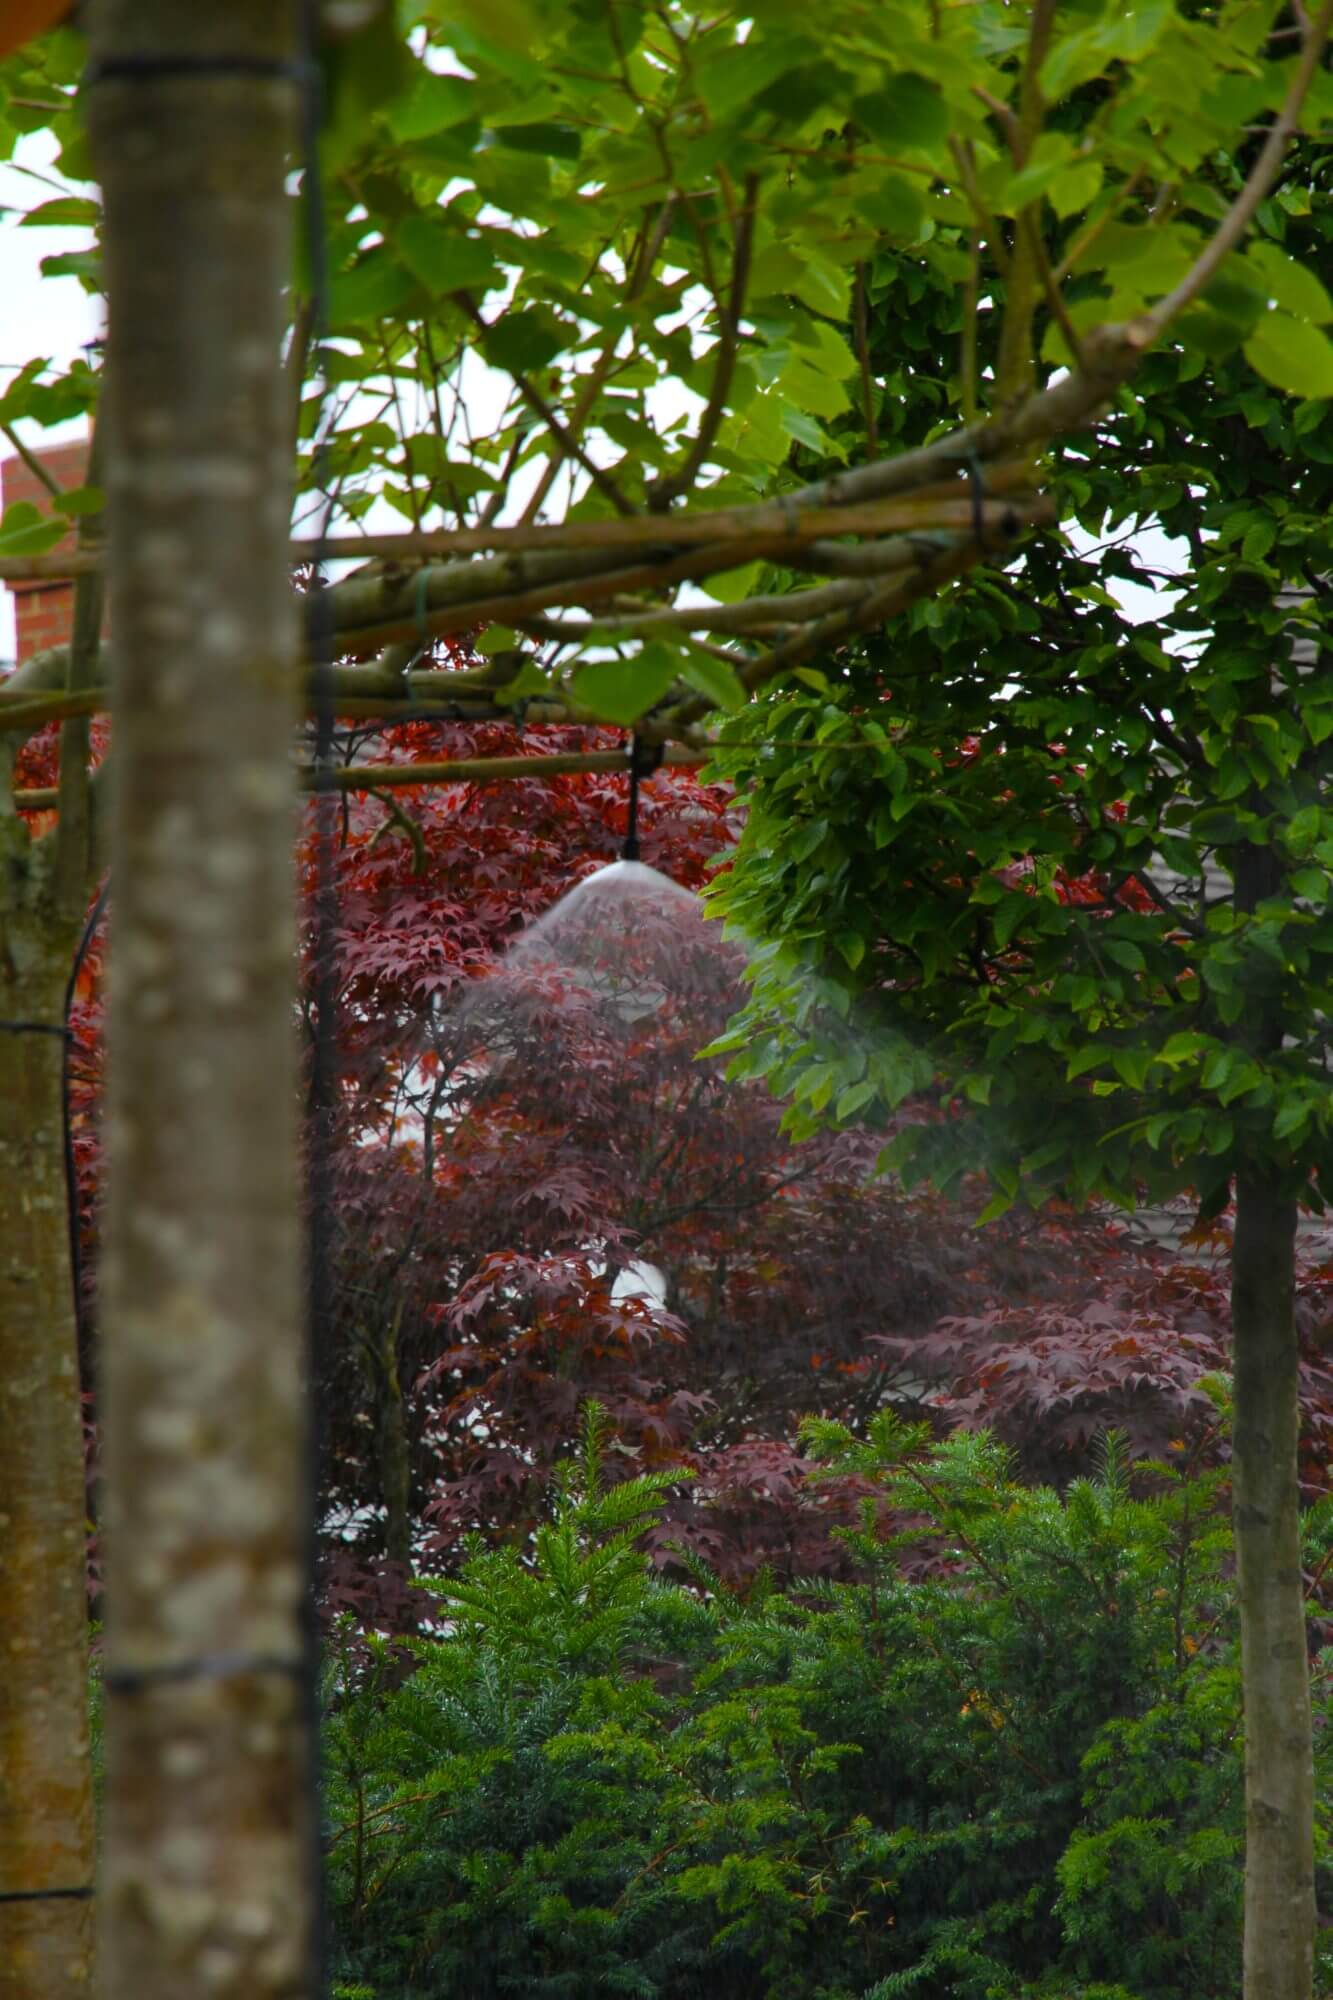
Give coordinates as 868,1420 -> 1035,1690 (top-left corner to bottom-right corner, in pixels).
12,743 -> 710,812
0,468 -> 1040,584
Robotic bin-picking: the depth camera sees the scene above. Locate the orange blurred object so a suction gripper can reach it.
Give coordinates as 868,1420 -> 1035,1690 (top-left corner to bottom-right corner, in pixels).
0,0 -> 70,60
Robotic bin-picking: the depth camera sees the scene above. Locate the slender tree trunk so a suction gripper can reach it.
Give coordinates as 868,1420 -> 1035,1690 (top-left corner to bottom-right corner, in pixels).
1232,1170 -> 1315,2000
0,918 -> 95,1997
87,8 -> 312,1997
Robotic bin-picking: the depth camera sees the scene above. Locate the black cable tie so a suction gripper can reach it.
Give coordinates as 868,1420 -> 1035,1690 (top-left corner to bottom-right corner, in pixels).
0,1886 -> 94,1905
84,54 -> 311,88
104,1651 -> 306,1694
0,1020 -> 72,1038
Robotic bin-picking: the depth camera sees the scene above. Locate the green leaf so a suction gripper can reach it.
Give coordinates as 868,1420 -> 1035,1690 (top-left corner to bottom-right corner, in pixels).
19,196 -> 98,228
777,354 -> 850,422
447,0 -> 544,59
488,121 -> 581,161
698,36 -> 817,119
383,70 -> 476,142
0,501 -> 66,557
52,485 -> 104,518
852,75 -> 948,151
857,175 -> 927,241
680,649 -> 746,713
482,308 -> 568,375
1241,519 -> 1276,564
1243,313 -> 1333,400
39,250 -> 100,287
993,895 -> 1030,949
700,561 -> 764,606
788,256 -> 851,322
1243,240 -> 1333,325
1111,1046 -> 1154,1088
1273,1098 -> 1311,1141
328,248 -> 416,325
836,1079 -> 877,1121
394,217 -> 500,299
320,7 -> 415,172
572,644 -> 679,726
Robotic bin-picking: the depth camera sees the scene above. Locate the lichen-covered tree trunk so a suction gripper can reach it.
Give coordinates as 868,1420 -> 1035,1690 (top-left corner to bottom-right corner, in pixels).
1232,1170 -> 1315,2000
86,7 -> 312,1997
0,904 -> 95,1997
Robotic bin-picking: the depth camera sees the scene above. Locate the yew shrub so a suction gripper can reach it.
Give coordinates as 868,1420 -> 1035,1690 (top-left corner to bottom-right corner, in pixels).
325,1412 -> 1333,2000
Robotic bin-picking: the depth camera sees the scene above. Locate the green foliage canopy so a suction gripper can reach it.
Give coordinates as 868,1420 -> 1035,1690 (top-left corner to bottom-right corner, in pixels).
3,4 -> 1333,731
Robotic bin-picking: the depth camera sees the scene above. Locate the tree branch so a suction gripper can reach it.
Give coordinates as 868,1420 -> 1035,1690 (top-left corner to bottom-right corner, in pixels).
1138,0 -> 1333,337
648,170 -> 759,510
455,292 -> 638,518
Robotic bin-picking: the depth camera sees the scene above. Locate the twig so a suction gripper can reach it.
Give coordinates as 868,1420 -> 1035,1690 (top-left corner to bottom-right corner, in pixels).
367,789 -> 428,874
1052,167 -> 1148,284
1023,211 -> 1086,371
947,136 -> 1010,280
455,292 -> 637,518
648,170 -> 759,510
853,264 -> 881,456
1141,0 -> 1333,336
1,421 -> 66,499
961,229 -> 981,424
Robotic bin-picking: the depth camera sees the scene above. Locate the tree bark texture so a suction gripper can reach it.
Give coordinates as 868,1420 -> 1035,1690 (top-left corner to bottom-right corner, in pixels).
1232,1171 -> 1315,2000
0,893 -> 95,1999
87,7 -> 312,1997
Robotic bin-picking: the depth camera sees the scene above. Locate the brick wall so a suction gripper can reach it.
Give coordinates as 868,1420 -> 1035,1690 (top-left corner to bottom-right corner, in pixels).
0,434 -> 89,665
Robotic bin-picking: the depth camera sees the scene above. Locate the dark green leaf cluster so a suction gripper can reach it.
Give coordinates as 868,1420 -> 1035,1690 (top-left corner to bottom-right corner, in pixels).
705,167 -> 1333,1220
324,1412 -> 1333,1999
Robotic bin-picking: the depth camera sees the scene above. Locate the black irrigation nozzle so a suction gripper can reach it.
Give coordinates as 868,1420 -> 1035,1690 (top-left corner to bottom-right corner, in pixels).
622,733 -> 665,862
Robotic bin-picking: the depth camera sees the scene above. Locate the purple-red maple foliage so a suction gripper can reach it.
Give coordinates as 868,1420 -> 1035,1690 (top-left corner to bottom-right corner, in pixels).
14,666 -> 1333,1622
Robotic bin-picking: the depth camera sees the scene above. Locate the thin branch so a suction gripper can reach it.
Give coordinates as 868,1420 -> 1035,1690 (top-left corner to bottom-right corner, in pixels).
1141,0 -> 1333,336
1052,167 -> 1148,284
477,416 -> 532,529
853,264 -> 881,456
947,136 -> 1010,280
1023,211 -> 1086,371
648,170 -> 759,510
367,789 -> 428,874
1,421 -> 66,499
961,228 -> 981,424
455,292 -> 638,518
286,296 -> 314,454
516,345 -> 621,527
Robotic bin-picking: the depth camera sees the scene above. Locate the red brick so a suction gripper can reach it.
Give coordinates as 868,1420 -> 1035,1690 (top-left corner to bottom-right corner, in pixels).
1,436 -> 91,662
